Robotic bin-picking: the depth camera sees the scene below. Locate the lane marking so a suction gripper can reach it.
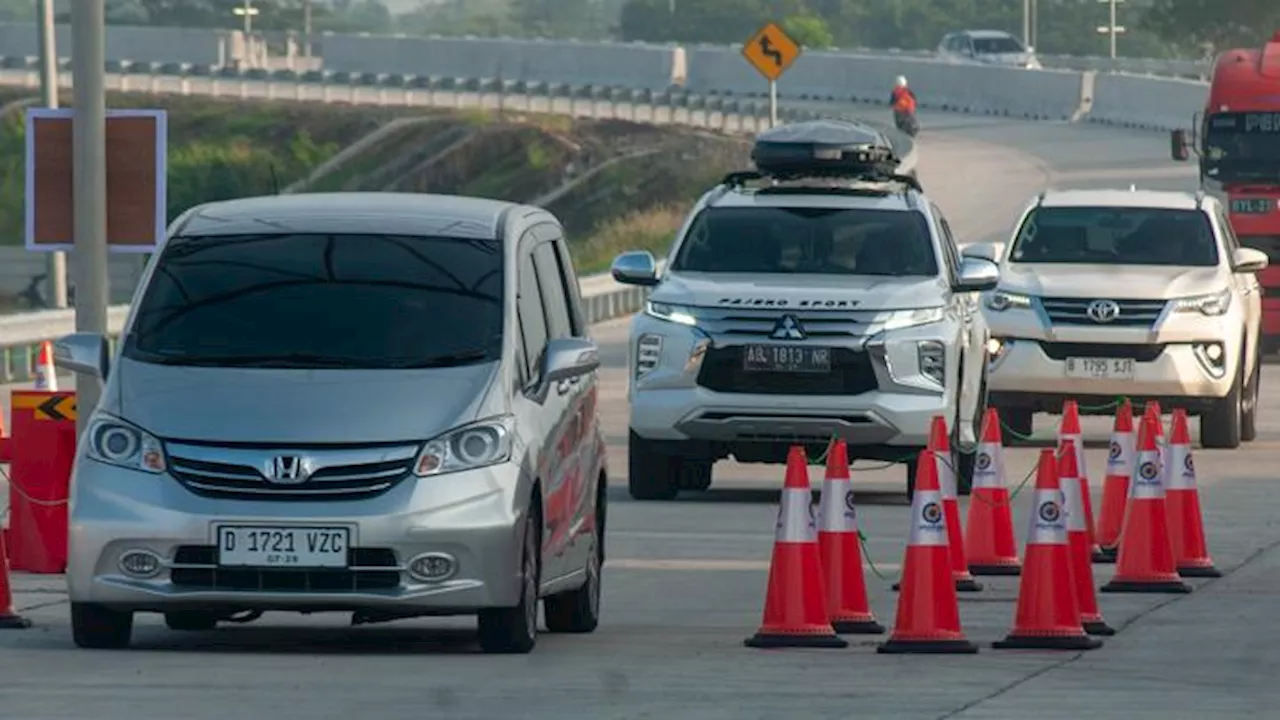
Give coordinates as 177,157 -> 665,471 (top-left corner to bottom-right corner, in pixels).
607,558 -> 901,572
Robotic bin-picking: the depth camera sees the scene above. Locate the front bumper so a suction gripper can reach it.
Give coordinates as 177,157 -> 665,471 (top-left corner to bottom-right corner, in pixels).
66,457 -> 528,613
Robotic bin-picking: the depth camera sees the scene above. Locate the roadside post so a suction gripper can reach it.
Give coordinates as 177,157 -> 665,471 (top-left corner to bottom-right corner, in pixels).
741,21 -> 802,128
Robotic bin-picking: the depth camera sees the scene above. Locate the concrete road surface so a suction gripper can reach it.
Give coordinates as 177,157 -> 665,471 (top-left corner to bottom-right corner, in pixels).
4,112 -> 1275,719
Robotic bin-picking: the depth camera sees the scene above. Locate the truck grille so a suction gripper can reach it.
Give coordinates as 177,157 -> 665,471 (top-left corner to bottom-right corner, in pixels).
696,346 -> 878,395
1039,297 -> 1166,328
169,545 -> 401,592
165,442 -> 419,501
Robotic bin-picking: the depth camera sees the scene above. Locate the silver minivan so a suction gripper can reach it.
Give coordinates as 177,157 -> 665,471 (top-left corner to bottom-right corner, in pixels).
55,192 -> 608,654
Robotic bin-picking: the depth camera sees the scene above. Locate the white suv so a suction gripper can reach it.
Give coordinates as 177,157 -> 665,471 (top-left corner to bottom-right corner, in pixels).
970,188 -> 1267,448
609,120 -> 999,500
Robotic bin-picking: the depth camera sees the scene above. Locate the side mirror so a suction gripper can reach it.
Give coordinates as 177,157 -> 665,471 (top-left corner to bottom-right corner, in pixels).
1171,129 -> 1190,162
610,251 -> 659,287
53,331 -> 110,380
543,337 -> 600,386
1232,247 -> 1269,274
960,242 -> 1003,263
954,257 -> 1000,293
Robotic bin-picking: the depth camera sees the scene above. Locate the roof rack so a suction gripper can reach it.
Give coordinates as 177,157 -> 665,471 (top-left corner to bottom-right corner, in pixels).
1194,189 -> 1206,209
720,168 -> 923,194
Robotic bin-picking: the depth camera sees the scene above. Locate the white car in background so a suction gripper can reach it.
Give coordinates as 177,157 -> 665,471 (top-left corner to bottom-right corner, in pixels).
936,30 -> 1042,70
969,188 -> 1267,449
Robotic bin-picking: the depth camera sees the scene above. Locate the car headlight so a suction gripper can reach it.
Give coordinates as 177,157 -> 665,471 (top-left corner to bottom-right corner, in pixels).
413,416 -> 515,477
883,307 -> 945,331
985,291 -> 1033,312
84,414 -> 167,474
644,301 -> 697,326
1171,288 -> 1231,316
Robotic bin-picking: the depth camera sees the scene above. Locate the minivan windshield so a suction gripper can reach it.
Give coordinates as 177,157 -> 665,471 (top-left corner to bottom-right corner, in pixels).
670,206 -> 939,277
972,36 -> 1025,54
1009,206 -> 1219,267
124,233 -> 504,369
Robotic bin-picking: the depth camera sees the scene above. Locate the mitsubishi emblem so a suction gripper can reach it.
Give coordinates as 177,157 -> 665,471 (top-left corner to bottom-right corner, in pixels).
770,314 -> 807,340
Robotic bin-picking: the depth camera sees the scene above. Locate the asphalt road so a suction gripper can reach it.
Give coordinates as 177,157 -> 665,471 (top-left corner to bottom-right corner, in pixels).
5,112 -> 1276,719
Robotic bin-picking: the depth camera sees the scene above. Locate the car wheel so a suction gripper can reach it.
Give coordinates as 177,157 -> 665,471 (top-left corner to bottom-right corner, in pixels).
953,372 -> 987,496
71,603 -> 133,649
905,455 -> 919,502
477,508 -> 540,654
627,430 -> 680,500
1241,353 -> 1260,443
545,480 -> 604,634
678,461 -> 713,492
1202,362 -> 1243,450
163,611 -> 219,632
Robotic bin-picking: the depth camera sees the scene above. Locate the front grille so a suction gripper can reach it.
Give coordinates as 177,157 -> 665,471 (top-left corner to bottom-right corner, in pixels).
1038,342 -> 1165,362
696,346 -> 878,395
169,545 -> 401,592
692,306 -> 885,341
1040,297 -> 1166,327
165,442 -> 419,501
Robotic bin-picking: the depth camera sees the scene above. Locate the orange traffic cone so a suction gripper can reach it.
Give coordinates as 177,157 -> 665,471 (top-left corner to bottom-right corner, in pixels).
964,409 -> 1021,576
0,527 -> 32,629
33,341 -> 56,391
817,440 -> 884,634
1060,441 -> 1115,636
877,449 -> 979,654
1093,399 -> 1136,563
1057,401 -> 1101,560
745,446 -> 848,649
1100,413 -> 1192,594
1166,409 -> 1221,578
993,448 -> 1103,651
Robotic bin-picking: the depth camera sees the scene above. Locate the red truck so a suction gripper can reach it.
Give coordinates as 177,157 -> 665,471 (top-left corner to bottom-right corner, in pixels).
1173,31 -> 1280,352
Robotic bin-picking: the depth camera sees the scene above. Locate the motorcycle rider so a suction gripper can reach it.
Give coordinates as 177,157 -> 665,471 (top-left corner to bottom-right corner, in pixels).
890,75 -> 919,135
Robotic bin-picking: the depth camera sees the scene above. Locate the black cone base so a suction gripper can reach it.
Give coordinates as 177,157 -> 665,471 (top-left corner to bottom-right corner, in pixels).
969,564 -> 1021,577
877,638 -> 979,654
956,578 -> 984,592
1100,578 -> 1192,594
744,632 -> 848,649
0,614 -> 31,629
1092,548 -> 1117,563
993,633 -> 1103,650
1083,620 -> 1116,636
832,619 -> 885,635
1178,565 -> 1222,578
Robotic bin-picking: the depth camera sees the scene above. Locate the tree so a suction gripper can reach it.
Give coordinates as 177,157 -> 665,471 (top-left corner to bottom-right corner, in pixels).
1142,0 -> 1280,55
781,12 -> 832,50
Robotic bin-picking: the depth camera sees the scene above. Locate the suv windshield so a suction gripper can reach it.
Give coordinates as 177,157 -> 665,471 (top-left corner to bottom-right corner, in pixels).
972,36 -> 1024,54
1010,206 -> 1219,267
670,206 -> 939,276
124,233 -> 504,369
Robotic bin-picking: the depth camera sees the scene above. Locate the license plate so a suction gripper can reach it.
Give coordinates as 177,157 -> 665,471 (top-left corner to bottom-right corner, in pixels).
1064,357 -> 1135,380
1231,198 -> 1274,215
215,525 -> 350,568
743,344 -> 832,373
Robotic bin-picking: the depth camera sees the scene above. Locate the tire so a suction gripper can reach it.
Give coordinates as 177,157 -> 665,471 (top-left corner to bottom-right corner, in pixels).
953,371 -> 987,496
1241,353 -> 1260,443
477,508 -> 540,654
678,461 -> 713,492
545,479 -> 604,634
164,611 -> 219,632
1202,361 -> 1243,449
71,603 -> 133,649
905,456 -> 919,502
627,431 -> 680,500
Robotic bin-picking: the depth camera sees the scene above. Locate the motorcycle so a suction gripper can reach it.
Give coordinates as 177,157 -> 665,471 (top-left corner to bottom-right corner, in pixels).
894,109 -> 919,138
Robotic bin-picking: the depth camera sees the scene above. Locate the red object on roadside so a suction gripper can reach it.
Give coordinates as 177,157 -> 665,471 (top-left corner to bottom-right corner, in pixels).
7,390 -> 77,574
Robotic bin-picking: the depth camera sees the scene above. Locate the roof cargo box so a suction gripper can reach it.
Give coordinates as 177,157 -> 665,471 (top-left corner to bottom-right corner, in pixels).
751,119 -> 899,176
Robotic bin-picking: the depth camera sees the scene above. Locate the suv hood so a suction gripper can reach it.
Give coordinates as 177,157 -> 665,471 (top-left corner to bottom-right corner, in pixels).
656,272 -> 948,312
104,356 -> 501,444
999,264 -> 1224,299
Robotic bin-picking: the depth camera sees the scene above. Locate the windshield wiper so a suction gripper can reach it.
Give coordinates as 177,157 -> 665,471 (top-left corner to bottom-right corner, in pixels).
385,349 -> 493,368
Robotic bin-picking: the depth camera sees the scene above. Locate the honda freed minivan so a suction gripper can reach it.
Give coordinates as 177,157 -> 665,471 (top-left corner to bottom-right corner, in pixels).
55,192 -> 607,654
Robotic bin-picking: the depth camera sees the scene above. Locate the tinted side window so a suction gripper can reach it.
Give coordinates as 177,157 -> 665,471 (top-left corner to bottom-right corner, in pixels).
932,206 -> 961,278
533,240 -> 573,341
517,244 -> 549,382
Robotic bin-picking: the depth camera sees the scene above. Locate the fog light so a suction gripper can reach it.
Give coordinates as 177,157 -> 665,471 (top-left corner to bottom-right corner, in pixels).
636,334 -> 663,378
118,549 -> 162,578
1192,342 -> 1227,378
917,340 -> 946,386
407,552 -> 457,582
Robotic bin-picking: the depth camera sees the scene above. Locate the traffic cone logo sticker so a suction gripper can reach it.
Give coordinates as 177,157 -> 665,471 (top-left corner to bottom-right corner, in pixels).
1038,499 -> 1061,525
1136,459 -> 1159,483
1182,453 -> 1194,476
844,490 -> 857,518
1108,441 -> 1122,464
976,451 -> 992,472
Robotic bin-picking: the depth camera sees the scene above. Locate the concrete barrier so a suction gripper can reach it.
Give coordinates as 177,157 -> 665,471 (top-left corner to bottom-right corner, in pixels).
1087,72 -> 1204,131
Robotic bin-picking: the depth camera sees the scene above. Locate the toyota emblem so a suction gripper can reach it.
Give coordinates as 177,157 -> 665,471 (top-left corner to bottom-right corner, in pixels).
1086,299 -> 1121,324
